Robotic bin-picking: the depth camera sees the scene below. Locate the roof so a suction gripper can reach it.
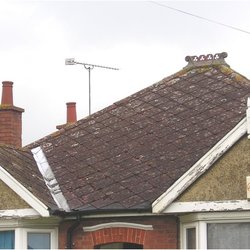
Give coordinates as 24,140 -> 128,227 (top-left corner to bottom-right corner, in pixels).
0,145 -> 57,210
22,52 -> 250,213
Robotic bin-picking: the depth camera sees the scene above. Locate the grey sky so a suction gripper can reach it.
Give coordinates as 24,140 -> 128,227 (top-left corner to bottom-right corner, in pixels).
0,0 -> 250,145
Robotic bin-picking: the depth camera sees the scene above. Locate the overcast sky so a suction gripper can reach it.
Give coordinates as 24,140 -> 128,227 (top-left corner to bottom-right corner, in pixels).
0,0 -> 250,145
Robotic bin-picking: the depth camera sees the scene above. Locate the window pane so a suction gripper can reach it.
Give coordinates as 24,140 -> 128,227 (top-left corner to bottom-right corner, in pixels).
186,228 -> 196,249
0,231 -> 15,249
207,223 -> 250,249
27,232 -> 51,249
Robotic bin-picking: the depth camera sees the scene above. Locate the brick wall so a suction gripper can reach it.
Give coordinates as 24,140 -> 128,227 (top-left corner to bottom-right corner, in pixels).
59,215 -> 178,249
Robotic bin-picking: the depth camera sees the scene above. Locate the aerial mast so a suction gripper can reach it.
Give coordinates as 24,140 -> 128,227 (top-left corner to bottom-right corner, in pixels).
65,58 -> 119,116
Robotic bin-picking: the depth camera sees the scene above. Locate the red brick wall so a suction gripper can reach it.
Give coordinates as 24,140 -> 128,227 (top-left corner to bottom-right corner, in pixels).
59,215 -> 178,249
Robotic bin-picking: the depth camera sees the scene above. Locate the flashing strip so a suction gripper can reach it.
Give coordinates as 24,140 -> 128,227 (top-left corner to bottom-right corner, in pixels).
83,222 -> 153,232
31,146 -> 70,212
153,118 -> 247,213
0,166 -> 49,217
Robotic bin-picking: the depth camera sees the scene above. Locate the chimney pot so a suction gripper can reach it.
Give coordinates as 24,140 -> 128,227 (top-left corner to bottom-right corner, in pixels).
66,102 -> 77,123
1,81 -> 13,105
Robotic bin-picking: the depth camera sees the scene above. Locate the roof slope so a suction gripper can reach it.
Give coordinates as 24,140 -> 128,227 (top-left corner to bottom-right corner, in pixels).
0,145 -> 57,209
27,52 -> 250,212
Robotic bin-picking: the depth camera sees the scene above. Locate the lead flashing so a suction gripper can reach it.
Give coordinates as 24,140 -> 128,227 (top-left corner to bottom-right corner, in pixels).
31,146 -> 70,212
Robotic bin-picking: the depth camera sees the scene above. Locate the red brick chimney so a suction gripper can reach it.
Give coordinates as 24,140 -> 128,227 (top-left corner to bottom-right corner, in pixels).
56,102 -> 77,130
0,81 -> 24,147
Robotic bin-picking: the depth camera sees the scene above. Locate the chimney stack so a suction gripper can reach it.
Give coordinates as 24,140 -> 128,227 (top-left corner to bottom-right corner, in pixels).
0,81 -> 24,147
56,102 -> 77,130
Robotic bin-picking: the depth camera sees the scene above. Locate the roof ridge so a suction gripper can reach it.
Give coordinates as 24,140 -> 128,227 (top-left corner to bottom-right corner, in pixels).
184,52 -> 229,69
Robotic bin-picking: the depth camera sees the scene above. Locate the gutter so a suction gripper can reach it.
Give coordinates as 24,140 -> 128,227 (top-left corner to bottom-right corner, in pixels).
52,207 -> 152,218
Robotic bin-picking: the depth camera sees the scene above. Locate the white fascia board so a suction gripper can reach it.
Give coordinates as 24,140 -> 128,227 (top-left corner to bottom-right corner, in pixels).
180,211 -> 250,222
164,200 -> 250,214
0,166 -> 49,217
0,208 -> 40,219
153,118 -> 247,213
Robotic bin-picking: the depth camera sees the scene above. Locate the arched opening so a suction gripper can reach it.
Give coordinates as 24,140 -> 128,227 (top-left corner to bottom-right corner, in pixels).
95,242 -> 143,249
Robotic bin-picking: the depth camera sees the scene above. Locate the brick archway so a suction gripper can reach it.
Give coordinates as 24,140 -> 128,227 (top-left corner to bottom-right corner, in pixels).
91,227 -> 146,246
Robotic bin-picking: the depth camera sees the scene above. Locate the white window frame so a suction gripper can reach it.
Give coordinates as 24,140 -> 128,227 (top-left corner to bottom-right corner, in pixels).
181,222 -> 198,249
180,211 -> 250,249
20,228 -> 58,249
0,221 -> 58,249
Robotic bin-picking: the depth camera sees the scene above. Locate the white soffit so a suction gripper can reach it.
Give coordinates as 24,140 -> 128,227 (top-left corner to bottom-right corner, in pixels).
0,166 -> 49,217
0,208 -> 40,219
152,118 -> 247,213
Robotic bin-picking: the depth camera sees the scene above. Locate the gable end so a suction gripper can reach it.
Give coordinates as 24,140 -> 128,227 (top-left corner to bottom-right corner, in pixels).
153,118 -> 247,213
0,165 -> 49,217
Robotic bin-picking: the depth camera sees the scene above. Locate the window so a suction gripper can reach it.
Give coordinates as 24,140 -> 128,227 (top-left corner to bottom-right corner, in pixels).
23,229 -> 57,249
0,226 -> 57,249
0,230 -> 14,249
186,228 -> 196,249
182,223 -> 198,249
181,212 -> 250,249
207,223 -> 250,249
27,232 -> 51,249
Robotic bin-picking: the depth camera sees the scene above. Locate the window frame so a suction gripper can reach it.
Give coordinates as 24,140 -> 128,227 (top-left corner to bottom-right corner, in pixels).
181,222 -> 197,249
180,212 -> 250,249
21,228 -> 58,249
